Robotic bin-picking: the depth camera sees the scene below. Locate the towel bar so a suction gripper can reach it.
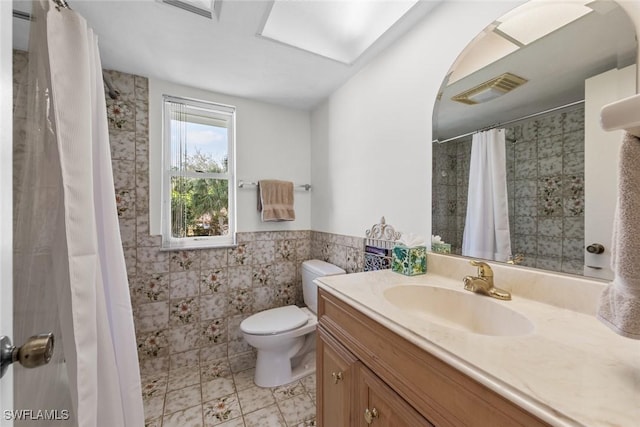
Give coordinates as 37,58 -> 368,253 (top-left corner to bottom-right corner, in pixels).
238,180 -> 311,191
600,93 -> 640,137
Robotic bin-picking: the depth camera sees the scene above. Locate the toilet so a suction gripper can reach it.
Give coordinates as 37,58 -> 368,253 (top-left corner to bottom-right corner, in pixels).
240,259 -> 345,387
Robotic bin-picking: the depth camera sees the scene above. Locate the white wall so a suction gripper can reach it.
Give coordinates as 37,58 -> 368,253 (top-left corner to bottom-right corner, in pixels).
310,1 -> 526,238
584,65 -> 637,279
618,0 -> 640,84
149,79 -> 311,234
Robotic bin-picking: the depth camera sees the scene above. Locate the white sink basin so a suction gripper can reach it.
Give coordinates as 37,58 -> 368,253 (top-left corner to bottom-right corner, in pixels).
383,285 -> 534,337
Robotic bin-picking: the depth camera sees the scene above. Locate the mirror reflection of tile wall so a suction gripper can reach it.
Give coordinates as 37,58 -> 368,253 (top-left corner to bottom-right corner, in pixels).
432,105 -> 585,275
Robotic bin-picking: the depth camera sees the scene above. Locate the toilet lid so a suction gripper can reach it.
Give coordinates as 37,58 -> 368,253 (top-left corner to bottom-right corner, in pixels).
241,305 -> 309,335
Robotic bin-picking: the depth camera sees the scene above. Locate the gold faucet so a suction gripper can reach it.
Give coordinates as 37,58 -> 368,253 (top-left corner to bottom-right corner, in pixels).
507,253 -> 525,265
463,260 -> 511,300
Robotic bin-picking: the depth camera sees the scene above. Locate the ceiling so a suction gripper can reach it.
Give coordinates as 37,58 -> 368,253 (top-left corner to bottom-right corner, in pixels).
435,1 -> 638,141
12,0 -> 442,110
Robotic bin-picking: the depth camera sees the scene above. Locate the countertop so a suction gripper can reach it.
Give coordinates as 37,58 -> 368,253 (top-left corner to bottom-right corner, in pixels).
315,256 -> 640,427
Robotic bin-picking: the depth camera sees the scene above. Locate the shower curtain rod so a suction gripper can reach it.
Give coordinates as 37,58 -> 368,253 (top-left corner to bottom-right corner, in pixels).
433,99 -> 585,144
13,0 -> 71,20
13,7 -> 120,100
52,0 -> 71,10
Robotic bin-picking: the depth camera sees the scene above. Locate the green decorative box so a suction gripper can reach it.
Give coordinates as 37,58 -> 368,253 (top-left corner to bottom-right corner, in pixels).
391,245 -> 427,276
431,242 -> 451,254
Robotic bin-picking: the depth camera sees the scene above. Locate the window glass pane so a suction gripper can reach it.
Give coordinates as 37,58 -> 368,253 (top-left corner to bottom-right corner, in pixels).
170,120 -> 229,173
171,177 -> 229,238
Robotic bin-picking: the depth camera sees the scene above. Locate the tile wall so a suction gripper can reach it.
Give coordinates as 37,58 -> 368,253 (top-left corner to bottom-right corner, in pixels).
310,231 -> 365,274
12,49 -> 366,381
432,105 -> 585,275
100,68 -> 328,377
102,68 -> 369,376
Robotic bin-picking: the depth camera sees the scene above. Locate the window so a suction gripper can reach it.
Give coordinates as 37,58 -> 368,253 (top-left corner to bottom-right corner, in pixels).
161,95 -> 236,248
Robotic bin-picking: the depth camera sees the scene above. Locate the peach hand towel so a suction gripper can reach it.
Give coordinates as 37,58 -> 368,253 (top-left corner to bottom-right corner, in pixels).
258,180 -> 295,222
597,133 -> 640,340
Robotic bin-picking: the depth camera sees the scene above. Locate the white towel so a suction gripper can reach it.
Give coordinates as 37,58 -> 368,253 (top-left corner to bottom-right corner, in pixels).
597,133 -> 640,340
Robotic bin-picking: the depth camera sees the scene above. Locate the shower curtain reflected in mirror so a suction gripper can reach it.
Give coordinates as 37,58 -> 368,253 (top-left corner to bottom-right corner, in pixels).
462,129 -> 512,262
13,1 -> 144,425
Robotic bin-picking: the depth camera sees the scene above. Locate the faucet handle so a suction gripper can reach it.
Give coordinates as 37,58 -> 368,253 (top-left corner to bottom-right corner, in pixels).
470,260 -> 493,277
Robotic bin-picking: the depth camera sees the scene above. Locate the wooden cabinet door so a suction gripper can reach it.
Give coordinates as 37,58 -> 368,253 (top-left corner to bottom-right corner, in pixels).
357,363 -> 434,427
317,327 -> 357,427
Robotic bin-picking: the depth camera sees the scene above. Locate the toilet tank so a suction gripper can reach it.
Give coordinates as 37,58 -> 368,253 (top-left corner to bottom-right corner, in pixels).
301,259 -> 345,313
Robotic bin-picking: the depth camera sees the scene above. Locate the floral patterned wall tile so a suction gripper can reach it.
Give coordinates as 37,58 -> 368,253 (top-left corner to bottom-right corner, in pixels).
200,268 -> 228,294
137,330 -> 170,360
169,271 -> 200,299
200,294 -> 228,321
110,129 -> 136,160
170,251 -> 201,272
170,349 -> 200,370
434,105 -> 585,271
170,297 -> 200,326
98,68 -> 373,378
134,301 -> 170,334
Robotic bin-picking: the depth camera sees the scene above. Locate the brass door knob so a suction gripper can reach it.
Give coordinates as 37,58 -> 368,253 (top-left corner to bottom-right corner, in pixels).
331,371 -> 343,384
364,407 -> 379,424
0,333 -> 54,378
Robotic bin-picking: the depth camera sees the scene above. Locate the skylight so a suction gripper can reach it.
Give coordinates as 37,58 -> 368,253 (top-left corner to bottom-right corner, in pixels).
447,0 -> 595,86
160,0 -> 219,19
259,0 -> 420,64
496,0 -> 593,46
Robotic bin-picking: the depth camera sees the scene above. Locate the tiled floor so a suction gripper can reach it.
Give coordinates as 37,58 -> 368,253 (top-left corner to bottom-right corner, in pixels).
142,356 -> 317,427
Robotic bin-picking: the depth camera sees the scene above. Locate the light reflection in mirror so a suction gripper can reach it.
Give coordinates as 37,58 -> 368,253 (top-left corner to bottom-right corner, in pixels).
431,0 -> 637,278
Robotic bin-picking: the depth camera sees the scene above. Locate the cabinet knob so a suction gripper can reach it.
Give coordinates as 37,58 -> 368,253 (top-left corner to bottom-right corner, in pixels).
364,407 -> 379,424
331,371 -> 343,384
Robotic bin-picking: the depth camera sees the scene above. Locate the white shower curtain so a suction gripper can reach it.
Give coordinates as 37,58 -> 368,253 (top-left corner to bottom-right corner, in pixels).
462,129 -> 512,262
13,1 -> 144,425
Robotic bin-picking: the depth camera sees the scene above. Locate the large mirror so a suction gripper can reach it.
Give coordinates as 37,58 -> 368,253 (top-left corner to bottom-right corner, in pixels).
432,0 -> 637,279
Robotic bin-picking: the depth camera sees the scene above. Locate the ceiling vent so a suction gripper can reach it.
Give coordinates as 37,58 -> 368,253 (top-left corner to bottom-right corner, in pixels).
452,72 -> 528,105
160,0 -> 219,20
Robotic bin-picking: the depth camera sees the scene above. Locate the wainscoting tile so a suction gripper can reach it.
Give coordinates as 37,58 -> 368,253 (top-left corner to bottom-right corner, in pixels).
200,294 -> 228,321
201,249 -> 228,269
170,271 -> 200,299
170,349 -> 200,370
229,266 -> 253,290
200,268 -> 228,294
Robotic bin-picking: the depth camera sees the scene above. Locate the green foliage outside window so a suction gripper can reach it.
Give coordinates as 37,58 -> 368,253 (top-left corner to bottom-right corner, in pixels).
171,150 -> 229,238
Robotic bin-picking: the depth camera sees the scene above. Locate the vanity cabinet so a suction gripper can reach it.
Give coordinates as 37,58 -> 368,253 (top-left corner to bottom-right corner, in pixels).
316,288 -> 550,427
317,328 -> 357,426
318,327 -> 432,427
356,362 -> 433,427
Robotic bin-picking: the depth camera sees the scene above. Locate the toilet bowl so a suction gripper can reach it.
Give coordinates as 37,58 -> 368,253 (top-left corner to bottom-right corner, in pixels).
240,259 -> 345,388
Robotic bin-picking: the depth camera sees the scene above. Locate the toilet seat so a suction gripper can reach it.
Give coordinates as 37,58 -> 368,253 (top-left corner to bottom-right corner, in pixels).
241,305 -> 309,335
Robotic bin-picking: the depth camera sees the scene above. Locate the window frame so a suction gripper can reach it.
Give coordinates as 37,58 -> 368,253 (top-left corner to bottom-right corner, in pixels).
161,95 -> 237,249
